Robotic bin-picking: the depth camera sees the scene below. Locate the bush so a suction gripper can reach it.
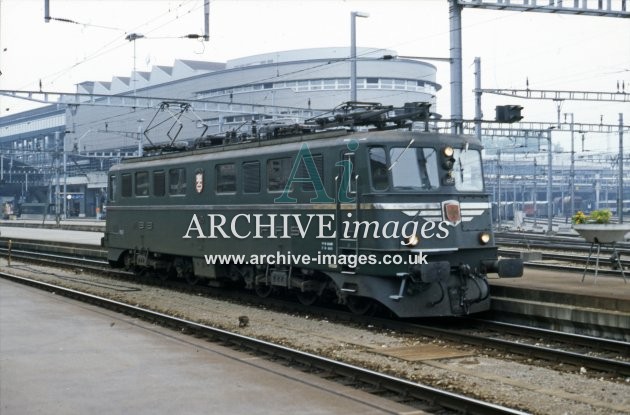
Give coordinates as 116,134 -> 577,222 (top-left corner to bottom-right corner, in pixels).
572,209 -> 611,224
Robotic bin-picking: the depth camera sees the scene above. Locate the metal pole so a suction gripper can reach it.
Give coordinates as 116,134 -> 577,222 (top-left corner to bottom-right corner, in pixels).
448,0 -> 463,134
54,131 -> 61,224
547,129 -> 553,233
497,149 -> 502,228
63,151 -> 67,219
619,113 -> 624,223
133,38 -> 137,96
570,113 -> 575,218
474,57 -> 482,142
350,11 -> 369,102
203,0 -> 210,41
533,158 -> 538,227
595,173 -> 600,210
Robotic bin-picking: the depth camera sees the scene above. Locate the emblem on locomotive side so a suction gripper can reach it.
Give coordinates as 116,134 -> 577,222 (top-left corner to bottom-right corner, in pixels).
195,170 -> 204,193
442,200 -> 461,226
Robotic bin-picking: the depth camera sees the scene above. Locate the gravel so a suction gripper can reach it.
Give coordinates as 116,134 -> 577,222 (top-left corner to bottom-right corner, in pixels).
3,261 -> 629,415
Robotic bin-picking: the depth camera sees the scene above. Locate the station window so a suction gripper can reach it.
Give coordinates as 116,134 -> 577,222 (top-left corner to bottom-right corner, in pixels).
153,170 -> 165,197
135,171 -> 149,196
169,168 -> 187,195
366,77 -> 379,89
243,161 -> 260,193
121,173 -> 132,197
267,158 -> 292,191
216,163 -> 236,193
369,147 -> 388,191
108,174 -> 117,201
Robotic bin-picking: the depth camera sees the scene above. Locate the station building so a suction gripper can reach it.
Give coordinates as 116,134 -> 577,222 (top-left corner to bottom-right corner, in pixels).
0,47 -> 439,218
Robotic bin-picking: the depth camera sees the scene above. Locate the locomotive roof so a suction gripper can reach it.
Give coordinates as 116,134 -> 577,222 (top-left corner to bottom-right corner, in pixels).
113,129 -> 482,170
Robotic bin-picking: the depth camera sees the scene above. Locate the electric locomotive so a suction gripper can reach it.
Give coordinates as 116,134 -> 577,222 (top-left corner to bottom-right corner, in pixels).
103,103 -> 522,317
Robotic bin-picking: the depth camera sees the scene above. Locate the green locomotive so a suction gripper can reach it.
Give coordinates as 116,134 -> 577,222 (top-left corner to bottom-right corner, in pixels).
103,121 -> 522,317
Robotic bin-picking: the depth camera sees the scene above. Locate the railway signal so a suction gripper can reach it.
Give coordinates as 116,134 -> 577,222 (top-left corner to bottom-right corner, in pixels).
495,105 -> 524,124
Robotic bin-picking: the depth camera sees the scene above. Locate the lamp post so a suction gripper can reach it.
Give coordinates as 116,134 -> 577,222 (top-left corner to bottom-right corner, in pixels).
350,11 -> 369,102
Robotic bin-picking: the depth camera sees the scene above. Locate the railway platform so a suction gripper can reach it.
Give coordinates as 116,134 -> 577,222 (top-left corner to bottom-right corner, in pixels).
488,269 -> 629,340
0,278 -> 422,415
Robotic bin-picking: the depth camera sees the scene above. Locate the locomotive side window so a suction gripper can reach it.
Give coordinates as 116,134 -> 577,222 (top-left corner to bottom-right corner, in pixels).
297,154 -> 324,192
243,161 -> 260,193
453,149 -> 483,191
169,168 -> 187,195
153,170 -> 165,197
121,173 -> 132,197
135,171 -> 149,197
389,147 -> 439,190
369,147 -> 388,190
267,158 -> 291,191
216,163 -> 236,193
108,174 -> 117,202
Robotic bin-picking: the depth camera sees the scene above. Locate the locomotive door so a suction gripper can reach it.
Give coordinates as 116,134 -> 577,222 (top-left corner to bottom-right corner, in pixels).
335,149 -> 359,269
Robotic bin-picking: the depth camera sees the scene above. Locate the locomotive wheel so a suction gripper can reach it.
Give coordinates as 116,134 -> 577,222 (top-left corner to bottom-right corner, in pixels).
296,290 -> 318,306
254,282 -> 273,298
122,252 -> 134,272
185,272 -> 200,286
346,296 -> 375,315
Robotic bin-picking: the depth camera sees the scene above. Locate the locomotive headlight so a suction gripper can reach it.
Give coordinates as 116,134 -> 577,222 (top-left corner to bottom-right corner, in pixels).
442,146 -> 454,157
479,232 -> 491,244
403,234 -> 420,247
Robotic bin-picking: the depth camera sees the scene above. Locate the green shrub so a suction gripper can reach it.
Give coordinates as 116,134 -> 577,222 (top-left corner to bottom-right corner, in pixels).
573,209 -> 611,224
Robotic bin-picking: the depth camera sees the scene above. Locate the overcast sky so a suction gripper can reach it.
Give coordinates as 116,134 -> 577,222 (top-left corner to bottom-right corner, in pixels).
0,0 -> 628,152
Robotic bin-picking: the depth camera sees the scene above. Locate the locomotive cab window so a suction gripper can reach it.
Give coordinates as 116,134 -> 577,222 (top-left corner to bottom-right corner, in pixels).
389,147 -> 439,190
453,148 -> 483,191
169,168 -> 187,195
108,174 -> 117,201
135,171 -> 149,197
369,147 -> 388,190
121,173 -> 132,197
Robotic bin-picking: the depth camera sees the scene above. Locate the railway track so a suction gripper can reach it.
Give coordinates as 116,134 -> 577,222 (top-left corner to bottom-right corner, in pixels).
495,230 -> 629,278
0,271 -> 526,415
2,244 -> 629,378
496,231 -> 630,255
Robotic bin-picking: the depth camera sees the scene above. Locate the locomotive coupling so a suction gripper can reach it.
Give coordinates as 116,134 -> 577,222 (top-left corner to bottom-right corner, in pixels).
481,258 -> 523,278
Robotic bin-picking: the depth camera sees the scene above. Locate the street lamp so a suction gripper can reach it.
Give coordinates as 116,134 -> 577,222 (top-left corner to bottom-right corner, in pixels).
350,11 -> 369,102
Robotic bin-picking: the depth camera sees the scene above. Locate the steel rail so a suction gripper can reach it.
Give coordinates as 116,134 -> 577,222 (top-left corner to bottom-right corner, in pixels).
467,318 -> 630,356
0,272 -> 527,415
403,322 -> 630,377
4,242 -> 629,376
